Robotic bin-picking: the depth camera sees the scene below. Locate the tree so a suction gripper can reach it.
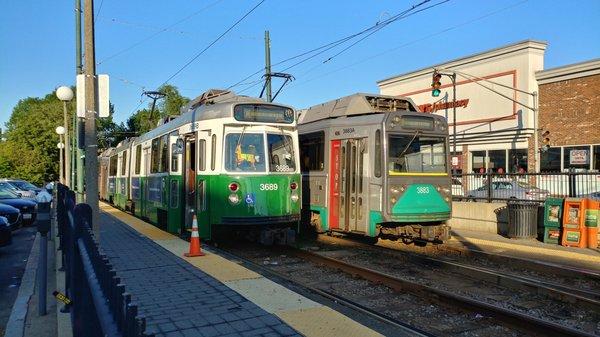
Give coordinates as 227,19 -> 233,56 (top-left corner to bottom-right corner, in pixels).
125,85 -> 189,136
0,92 -> 73,185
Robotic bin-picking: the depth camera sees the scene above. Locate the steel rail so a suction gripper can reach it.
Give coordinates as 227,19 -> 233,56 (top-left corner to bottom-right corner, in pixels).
293,247 -> 595,337
321,235 -> 600,312
207,245 -> 432,337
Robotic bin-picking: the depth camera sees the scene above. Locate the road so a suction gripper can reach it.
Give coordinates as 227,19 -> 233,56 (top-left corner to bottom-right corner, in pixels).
0,226 -> 37,335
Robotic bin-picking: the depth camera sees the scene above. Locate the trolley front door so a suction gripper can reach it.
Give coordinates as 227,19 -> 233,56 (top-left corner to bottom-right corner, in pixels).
183,135 -> 197,231
338,138 -> 367,233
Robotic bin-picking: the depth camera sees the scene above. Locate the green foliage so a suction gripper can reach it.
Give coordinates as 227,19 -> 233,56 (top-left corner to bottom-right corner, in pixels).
0,92 -> 73,185
125,85 -> 189,135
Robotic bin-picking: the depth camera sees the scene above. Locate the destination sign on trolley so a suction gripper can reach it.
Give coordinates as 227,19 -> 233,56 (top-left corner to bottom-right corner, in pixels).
234,104 -> 294,124
401,116 -> 434,130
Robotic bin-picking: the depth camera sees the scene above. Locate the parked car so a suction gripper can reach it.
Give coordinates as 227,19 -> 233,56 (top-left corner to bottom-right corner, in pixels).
466,179 -> 549,201
0,181 -> 36,199
0,216 -> 12,247
0,203 -> 21,230
0,179 -> 41,198
0,189 -> 37,226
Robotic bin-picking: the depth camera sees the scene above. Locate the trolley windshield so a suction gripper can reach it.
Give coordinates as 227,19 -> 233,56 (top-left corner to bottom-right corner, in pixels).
225,132 -> 297,173
388,134 -> 447,173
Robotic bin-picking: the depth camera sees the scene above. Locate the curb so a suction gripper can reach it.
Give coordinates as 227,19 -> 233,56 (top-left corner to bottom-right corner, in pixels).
3,233 -> 40,337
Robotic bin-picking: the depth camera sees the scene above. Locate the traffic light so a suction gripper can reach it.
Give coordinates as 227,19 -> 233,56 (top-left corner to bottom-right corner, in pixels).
540,130 -> 550,152
431,71 -> 442,97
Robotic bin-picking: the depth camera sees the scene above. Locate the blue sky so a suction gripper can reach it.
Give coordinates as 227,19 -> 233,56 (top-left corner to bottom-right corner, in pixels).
1,0 -> 599,127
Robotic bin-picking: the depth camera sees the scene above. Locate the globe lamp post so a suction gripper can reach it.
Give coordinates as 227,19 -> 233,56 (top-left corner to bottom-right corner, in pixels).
56,86 -> 73,186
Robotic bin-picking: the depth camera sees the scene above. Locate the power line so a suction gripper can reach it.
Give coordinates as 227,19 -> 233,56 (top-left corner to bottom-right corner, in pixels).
159,0 -> 266,87
283,0 -> 528,92
97,0 -> 225,65
226,0 -> 443,92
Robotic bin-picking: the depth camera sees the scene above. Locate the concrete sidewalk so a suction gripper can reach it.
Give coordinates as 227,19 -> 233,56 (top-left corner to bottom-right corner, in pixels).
449,228 -> 600,271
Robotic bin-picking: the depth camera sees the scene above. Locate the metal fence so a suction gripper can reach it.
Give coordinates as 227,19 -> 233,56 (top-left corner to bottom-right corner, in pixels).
56,184 -> 153,337
452,172 -> 600,202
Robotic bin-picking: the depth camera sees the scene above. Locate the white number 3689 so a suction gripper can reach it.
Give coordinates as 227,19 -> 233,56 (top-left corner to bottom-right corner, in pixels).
259,183 -> 278,191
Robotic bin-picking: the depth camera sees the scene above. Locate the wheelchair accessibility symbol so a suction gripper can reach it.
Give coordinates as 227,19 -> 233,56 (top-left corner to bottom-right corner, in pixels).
245,193 -> 255,205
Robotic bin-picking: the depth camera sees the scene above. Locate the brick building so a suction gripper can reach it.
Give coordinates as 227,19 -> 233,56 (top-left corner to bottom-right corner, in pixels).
536,59 -> 600,172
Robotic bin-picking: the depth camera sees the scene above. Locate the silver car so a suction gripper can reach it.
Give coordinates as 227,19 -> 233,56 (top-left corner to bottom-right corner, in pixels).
466,179 -> 549,201
0,180 -> 37,199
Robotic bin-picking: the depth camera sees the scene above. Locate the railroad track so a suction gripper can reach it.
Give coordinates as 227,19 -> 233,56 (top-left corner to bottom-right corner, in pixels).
319,235 -> 600,312
208,244 -> 432,337
292,245 -> 596,337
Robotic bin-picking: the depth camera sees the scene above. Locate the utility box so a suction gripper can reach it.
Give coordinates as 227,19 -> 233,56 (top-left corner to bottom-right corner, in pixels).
542,198 -> 563,244
561,198 -> 587,248
585,199 -> 599,249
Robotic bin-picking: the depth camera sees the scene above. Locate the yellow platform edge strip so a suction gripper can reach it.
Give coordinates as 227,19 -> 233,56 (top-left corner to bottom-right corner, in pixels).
98,202 -> 381,337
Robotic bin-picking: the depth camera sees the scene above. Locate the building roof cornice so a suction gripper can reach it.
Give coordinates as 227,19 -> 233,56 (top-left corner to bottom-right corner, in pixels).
377,40 -> 547,86
536,58 -> 600,84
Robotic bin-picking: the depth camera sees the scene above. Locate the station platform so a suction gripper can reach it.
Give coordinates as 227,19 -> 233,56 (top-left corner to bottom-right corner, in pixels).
448,228 -> 600,272
99,203 -> 382,337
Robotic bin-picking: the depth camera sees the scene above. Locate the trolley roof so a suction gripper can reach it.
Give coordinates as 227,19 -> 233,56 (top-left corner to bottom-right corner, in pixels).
299,93 -> 418,125
131,90 -> 294,146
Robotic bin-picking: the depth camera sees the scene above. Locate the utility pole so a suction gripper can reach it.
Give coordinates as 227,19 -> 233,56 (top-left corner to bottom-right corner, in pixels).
83,0 -> 99,232
451,73 -> 457,176
264,30 -> 272,102
75,0 -> 85,202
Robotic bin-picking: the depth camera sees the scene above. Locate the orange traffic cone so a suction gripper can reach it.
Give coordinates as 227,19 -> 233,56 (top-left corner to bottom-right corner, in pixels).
184,215 -> 205,257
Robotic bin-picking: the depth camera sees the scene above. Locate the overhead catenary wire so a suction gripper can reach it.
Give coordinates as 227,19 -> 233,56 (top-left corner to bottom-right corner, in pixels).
159,0 -> 266,87
227,0 -> 446,94
97,0 -> 225,65
282,0 -> 529,92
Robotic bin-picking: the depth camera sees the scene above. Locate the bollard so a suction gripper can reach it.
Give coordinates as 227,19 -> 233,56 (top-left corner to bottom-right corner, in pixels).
36,200 -> 51,316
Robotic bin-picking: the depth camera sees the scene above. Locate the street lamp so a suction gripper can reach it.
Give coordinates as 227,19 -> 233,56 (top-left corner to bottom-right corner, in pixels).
56,130 -> 65,184
56,86 -> 73,187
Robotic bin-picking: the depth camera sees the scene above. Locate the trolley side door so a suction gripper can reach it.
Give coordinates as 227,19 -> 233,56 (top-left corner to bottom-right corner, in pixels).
328,140 -> 341,230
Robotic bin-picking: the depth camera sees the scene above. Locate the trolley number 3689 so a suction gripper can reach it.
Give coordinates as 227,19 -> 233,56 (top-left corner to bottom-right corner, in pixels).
259,183 -> 279,191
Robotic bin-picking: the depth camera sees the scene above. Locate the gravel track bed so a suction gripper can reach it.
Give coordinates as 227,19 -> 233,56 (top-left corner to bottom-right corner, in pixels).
376,238 -> 599,292
225,244 -> 521,337
304,238 -> 600,335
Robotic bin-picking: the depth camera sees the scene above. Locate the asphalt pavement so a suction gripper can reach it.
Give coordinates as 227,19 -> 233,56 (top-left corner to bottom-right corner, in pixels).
0,226 -> 37,335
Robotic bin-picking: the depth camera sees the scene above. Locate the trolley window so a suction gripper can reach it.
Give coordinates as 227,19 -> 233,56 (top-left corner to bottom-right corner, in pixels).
299,131 -> 324,172
109,155 -> 117,176
198,139 -> 206,171
121,150 -> 128,176
388,135 -> 447,173
374,130 -> 382,177
134,144 -> 141,175
267,134 -> 296,172
151,138 -> 160,173
211,134 -> 216,171
160,135 -> 169,172
224,133 -> 266,172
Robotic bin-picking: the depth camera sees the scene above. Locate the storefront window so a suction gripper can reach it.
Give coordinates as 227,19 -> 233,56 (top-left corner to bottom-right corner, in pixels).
451,151 -> 462,174
563,146 -> 590,170
472,151 -> 485,173
508,149 -> 528,173
594,145 -> 600,171
540,147 -> 561,172
488,150 -> 506,173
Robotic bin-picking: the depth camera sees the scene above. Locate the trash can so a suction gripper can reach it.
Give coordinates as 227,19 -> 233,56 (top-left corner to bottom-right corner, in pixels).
507,201 -> 539,239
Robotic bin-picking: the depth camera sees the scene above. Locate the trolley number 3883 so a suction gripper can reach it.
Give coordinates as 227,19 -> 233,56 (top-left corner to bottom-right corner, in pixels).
259,183 -> 279,191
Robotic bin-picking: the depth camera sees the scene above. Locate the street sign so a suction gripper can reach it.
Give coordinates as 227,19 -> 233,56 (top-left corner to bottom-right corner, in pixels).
76,74 -> 110,118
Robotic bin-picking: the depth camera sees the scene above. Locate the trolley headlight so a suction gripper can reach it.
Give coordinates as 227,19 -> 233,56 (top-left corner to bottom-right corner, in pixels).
291,193 -> 299,202
228,193 -> 240,205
